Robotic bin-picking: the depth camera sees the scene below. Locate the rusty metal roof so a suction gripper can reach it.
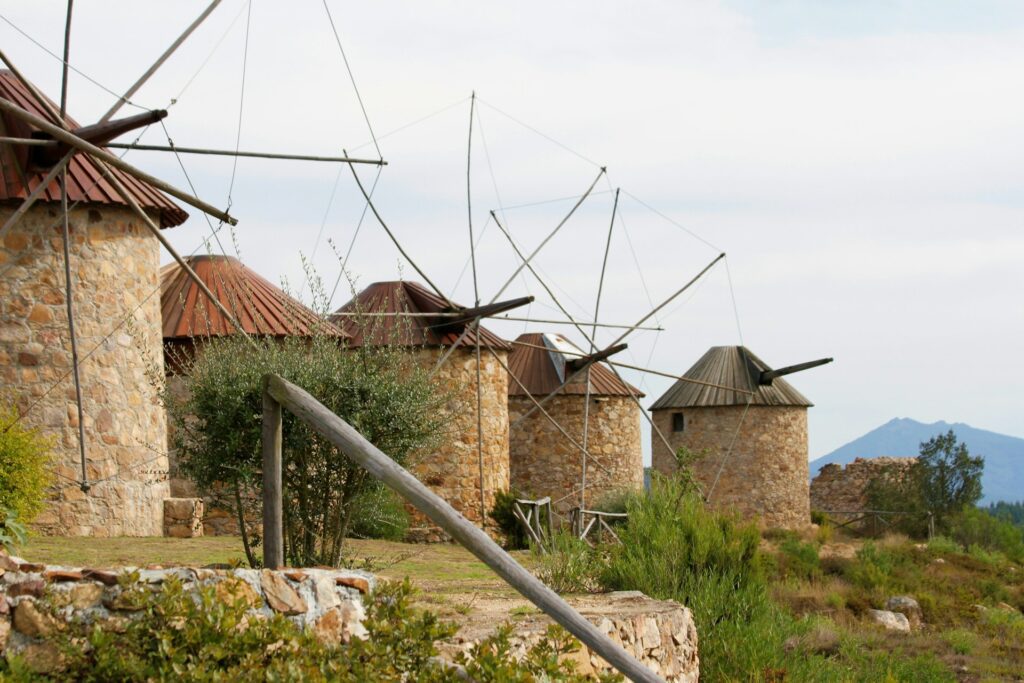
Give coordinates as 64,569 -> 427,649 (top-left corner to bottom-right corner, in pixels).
507,333 -> 643,398
0,70 -> 187,228
161,255 -> 347,339
650,346 -> 812,410
329,281 -> 511,350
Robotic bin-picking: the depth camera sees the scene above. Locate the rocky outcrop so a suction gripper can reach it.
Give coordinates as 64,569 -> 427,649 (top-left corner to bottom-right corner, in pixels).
867,608 -> 911,632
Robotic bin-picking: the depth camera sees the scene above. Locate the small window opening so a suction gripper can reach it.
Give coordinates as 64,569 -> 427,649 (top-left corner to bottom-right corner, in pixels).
672,413 -> 685,432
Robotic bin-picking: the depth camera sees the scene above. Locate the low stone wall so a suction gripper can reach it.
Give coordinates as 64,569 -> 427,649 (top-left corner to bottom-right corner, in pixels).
0,553 -> 372,673
443,590 -> 699,682
810,457 -> 917,514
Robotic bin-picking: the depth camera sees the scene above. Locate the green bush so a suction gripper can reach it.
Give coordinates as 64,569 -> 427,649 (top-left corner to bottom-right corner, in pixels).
348,484 -> 409,541
166,333 -> 444,567
600,474 -> 783,680
489,489 -> 530,550
779,537 -> 822,581
0,579 -> 611,682
0,400 -> 52,523
950,506 -> 1024,563
533,531 -> 603,594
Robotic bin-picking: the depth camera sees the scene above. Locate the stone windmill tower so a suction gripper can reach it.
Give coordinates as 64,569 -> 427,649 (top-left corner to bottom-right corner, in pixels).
331,281 -> 516,539
650,345 -> 830,529
0,70 -> 188,536
507,332 -> 644,513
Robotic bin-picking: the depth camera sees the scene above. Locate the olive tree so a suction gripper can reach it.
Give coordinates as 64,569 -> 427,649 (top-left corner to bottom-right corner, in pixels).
166,333 -> 444,567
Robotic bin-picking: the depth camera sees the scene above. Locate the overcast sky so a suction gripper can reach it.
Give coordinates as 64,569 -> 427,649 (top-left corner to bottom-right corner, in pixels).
6,1 -> 1023,464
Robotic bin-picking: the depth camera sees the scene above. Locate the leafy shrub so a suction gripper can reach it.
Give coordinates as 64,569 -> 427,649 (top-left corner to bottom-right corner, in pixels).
942,628 -> 978,655
0,579 -> 610,682
348,484 -> 409,541
0,400 -> 52,523
844,542 -> 900,591
0,507 -> 27,553
489,489 -> 530,550
927,535 -> 960,555
533,531 -> 603,594
950,506 -> 1024,563
779,537 -> 822,581
600,474 -> 789,680
166,333 -> 444,567
810,509 -> 827,526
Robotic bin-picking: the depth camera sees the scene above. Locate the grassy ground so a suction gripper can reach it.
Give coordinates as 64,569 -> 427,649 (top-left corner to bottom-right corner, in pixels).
764,527 -> 1024,682
18,531 -> 1024,681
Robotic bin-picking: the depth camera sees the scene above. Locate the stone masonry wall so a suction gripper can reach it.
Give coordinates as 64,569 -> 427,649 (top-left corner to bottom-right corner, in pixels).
0,551 -> 372,674
0,204 -> 168,536
810,457 -> 918,514
444,591 -> 698,682
509,395 -> 643,514
405,347 -> 510,541
652,405 -> 809,529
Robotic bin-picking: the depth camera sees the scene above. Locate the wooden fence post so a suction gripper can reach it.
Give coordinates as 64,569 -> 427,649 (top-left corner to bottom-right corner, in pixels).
262,383 -> 284,569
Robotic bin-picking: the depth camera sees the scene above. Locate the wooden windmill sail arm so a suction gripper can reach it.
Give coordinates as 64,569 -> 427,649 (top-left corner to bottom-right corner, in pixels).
434,295 -> 534,329
759,357 -> 833,385
566,343 -> 628,372
30,109 -> 168,167
0,96 -> 237,225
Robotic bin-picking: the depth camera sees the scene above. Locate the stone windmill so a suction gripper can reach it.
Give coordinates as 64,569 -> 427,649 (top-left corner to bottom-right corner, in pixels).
650,346 -> 831,529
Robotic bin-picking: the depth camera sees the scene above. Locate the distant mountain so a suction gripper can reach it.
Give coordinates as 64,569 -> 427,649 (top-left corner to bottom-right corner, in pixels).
810,418 -> 1024,505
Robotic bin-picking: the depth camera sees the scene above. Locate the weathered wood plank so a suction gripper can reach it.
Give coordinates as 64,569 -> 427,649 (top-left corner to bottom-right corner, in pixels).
263,374 -> 662,683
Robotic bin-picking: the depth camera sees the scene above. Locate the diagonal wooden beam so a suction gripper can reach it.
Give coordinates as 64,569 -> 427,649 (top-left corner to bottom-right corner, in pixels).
488,167 -> 606,304
101,0 -> 224,122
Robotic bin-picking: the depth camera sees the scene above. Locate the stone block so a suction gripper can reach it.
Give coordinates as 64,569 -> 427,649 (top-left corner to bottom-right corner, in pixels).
163,498 -> 204,538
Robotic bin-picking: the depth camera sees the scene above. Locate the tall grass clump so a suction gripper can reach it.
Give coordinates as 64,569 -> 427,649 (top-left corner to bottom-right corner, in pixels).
601,474 -> 794,680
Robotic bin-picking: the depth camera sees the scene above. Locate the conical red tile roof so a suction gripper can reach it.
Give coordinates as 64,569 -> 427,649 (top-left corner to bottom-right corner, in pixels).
161,255 -> 346,339
330,281 -> 510,350
0,70 -> 187,228
507,332 -> 643,397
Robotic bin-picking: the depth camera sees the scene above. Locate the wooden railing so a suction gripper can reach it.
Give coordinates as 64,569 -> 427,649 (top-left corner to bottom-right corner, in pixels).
260,374 -> 662,683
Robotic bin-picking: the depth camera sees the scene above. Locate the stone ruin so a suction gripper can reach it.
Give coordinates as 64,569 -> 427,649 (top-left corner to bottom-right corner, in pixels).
810,456 -> 918,514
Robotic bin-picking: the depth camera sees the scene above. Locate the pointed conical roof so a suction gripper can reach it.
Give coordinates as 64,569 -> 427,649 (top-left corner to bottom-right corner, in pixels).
329,281 -> 510,350
0,71 -> 188,228
161,255 -> 346,339
508,332 -> 643,398
650,346 -> 812,409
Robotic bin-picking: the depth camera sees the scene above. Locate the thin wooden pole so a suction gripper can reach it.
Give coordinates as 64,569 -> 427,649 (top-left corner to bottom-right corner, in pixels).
0,97 -> 238,225
489,167 -> 606,304
343,149 -> 450,305
105,143 -> 386,165
100,0 -> 223,122
330,311 -> 661,331
581,188 -> 618,510
606,253 -> 725,349
263,373 -> 661,683
262,385 -> 284,569
58,169 -> 89,492
59,0 -> 73,117
484,338 -> 614,479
